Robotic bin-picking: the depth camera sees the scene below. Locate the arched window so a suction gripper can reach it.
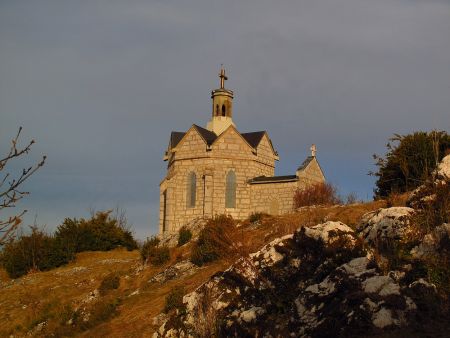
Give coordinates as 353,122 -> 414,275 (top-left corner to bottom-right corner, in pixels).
222,104 -> 226,116
225,170 -> 236,208
186,172 -> 196,208
216,104 -> 219,116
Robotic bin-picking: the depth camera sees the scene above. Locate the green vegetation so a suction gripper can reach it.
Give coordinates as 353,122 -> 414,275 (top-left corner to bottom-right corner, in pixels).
140,236 -> 170,266
99,273 -> 121,295
177,226 -> 192,246
372,130 -> 450,198
0,227 -> 72,278
0,210 -> 137,278
55,210 -> 137,255
191,215 -> 235,266
164,286 -> 185,313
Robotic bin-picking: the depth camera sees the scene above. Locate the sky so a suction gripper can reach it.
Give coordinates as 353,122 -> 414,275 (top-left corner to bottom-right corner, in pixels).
1,0 -> 449,240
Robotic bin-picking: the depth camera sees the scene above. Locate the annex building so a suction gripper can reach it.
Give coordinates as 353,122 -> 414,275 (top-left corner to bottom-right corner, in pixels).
159,68 -> 325,234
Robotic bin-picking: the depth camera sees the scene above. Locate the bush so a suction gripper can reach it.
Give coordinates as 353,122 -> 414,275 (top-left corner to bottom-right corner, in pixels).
0,227 -> 72,278
191,215 -> 235,266
164,286 -> 185,313
248,212 -> 269,223
140,236 -> 170,265
177,226 -> 192,246
99,273 -> 120,295
55,211 -> 138,254
0,210 -> 138,279
372,131 -> 450,198
293,182 -> 341,208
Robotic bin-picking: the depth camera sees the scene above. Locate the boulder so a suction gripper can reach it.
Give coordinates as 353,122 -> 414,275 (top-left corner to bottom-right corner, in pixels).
410,223 -> 450,259
158,217 -> 207,248
154,221 -> 432,337
357,207 -> 414,245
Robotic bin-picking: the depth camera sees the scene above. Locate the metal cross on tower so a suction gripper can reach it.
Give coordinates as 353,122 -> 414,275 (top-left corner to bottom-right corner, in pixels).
219,66 -> 228,89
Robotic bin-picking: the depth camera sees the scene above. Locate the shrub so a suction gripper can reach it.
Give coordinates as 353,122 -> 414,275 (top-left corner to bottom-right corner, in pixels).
409,176 -> 450,233
372,130 -> 450,198
141,236 -> 170,265
0,210 -> 138,279
191,215 -> 235,266
1,227 -> 72,278
164,286 -> 185,313
248,212 -> 269,223
149,247 -> 170,266
55,211 -> 138,254
293,182 -> 341,208
344,192 -> 358,205
75,298 -> 121,330
99,273 -> 120,295
177,226 -> 192,246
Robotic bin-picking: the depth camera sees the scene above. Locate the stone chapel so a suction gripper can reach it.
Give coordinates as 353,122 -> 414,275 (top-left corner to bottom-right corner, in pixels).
159,68 -> 325,234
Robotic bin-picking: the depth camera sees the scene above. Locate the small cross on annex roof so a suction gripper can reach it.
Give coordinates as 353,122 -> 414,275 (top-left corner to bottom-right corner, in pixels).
310,144 -> 317,157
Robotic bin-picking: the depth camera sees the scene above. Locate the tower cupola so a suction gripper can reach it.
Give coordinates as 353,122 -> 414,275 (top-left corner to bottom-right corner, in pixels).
206,66 -> 235,135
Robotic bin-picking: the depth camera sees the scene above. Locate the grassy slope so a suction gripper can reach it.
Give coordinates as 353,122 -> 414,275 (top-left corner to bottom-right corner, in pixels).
0,201 -> 385,337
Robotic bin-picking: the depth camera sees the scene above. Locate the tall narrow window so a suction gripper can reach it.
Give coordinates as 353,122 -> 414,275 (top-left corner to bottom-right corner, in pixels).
216,104 -> 219,116
187,172 -> 196,208
222,104 -> 226,116
225,170 -> 236,208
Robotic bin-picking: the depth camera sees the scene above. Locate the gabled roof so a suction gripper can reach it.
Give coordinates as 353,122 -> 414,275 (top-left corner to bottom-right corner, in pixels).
170,132 -> 186,148
192,124 -> 217,145
297,156 -> 314,171
248,175 -> 298,184
241,131 -> 266,148
167,124 -> 277,157
296,155 -> 325,180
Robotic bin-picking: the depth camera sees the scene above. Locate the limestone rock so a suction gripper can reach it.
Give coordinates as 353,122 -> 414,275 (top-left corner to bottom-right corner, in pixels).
149,260 -> 198,284
411,223 -> 450,259
158,218 -> 207,248
437,154 -> 450,179
154,221 -> 432,337
357,207 -> 414,244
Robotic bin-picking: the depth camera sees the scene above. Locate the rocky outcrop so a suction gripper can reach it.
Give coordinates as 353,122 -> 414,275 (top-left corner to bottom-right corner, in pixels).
408,154 -> 450,209
158,218 -> 207,248
411,223 -> 450,259
357,207 -> 414,245
437,154 -> 450,180
155,221 -> 438,337
149,260 -> 198,284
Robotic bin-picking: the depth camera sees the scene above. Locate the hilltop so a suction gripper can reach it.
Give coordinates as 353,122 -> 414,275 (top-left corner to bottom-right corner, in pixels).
0,202 -> 388,337
1,154 -> 449,337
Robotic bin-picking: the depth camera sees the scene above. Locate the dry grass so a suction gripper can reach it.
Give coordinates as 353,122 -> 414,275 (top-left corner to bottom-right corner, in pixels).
0,201 -> 384,337
293,182 -> 342,208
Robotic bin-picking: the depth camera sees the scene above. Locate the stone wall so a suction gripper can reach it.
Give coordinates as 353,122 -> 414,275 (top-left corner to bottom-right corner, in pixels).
250,181 -> 298,215
297,158 -> 325,187
159,127 -> 277,233
159,126 -> 325,235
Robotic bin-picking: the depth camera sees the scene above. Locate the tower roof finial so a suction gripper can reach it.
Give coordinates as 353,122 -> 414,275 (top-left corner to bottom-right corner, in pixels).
219,65 -> 228,89
310,144 -> 317,157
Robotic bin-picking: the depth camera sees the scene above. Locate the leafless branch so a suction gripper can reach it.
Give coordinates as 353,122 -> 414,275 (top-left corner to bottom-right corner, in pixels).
0,127 -> 46,245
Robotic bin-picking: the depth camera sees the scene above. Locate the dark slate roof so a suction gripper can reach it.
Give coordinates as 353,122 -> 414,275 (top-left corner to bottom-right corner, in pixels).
297,156 -> 314,171
241,131 -> 266,148
169,125 -> 275,152
248,175 -> 298,184
193,124 -> 217,145
170,132 -> 186,148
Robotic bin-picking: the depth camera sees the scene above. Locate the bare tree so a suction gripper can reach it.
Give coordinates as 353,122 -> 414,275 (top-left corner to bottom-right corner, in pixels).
0,127 -> 46,245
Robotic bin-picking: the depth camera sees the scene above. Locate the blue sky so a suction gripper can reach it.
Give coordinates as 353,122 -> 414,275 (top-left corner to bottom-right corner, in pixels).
1,0 -> 449,240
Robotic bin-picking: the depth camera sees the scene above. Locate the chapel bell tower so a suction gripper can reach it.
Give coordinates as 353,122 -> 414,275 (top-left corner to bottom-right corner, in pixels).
206,66 -> 236,135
